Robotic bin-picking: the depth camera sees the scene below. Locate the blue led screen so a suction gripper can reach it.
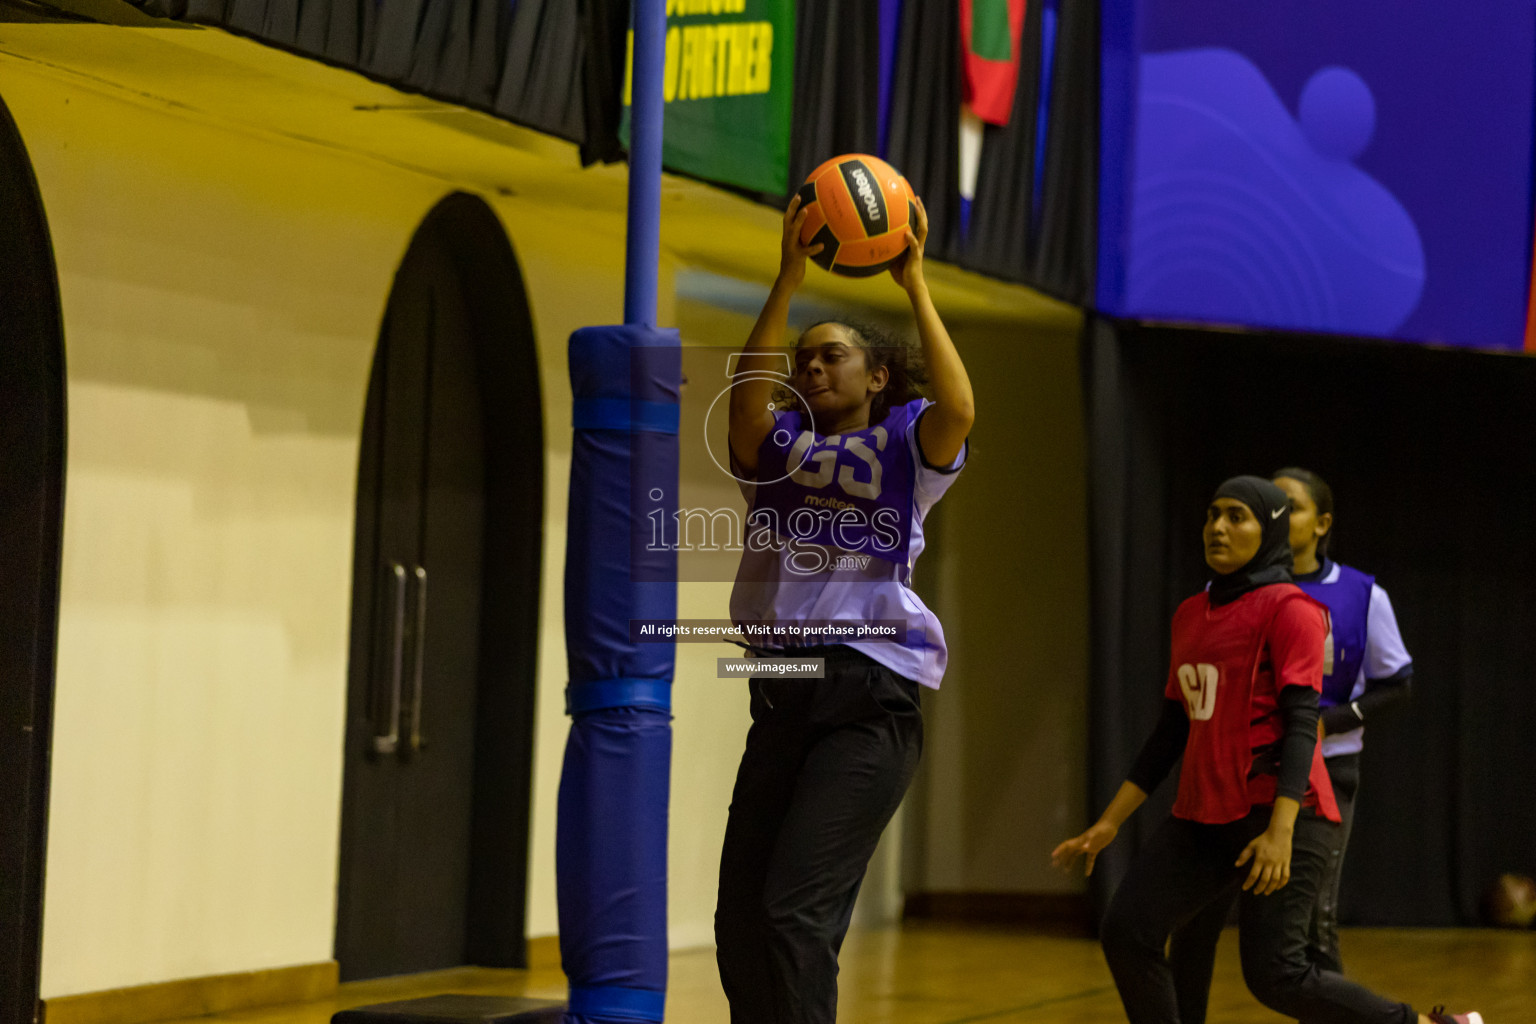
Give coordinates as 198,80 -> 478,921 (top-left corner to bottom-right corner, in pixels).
1100,0 -> 1536,350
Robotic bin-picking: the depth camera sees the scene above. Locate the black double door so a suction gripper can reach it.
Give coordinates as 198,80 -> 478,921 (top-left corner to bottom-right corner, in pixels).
335,219 -> 490,981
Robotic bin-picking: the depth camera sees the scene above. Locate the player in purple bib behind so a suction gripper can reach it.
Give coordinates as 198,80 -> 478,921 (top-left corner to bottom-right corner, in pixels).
714,194 -> 974,1024
1167,467 -> 1416,1024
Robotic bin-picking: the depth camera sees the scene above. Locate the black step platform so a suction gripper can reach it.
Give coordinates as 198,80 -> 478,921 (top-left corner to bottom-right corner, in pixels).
332,994 -> 566,1024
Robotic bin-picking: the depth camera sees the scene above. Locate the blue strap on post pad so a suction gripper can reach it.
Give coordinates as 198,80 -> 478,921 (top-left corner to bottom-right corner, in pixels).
568,325 -> 681,429
568,985 -> 666,1022
572,397 -> 680,434
566,678 -> 673,715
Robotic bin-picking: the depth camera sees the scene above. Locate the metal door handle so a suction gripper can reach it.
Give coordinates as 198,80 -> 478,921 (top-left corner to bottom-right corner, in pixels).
372,562 -> 408,755
407,566 -> 428,755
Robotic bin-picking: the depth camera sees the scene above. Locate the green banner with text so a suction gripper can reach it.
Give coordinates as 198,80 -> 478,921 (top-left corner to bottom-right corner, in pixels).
623,0 -> 795,195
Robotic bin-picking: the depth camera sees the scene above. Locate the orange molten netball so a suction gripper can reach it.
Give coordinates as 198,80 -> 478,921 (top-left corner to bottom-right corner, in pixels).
796,153 -> 919,277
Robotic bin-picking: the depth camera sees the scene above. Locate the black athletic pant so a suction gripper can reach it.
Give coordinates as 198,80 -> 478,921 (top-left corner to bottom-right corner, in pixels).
715,645 -> 923,1024
1167,754 -> 1362,1024
1313,753 -> 1362,970
1101,806 -> 1414,1024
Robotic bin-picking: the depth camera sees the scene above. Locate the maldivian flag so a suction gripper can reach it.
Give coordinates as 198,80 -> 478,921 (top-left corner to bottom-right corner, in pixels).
961,0 -> 1027,126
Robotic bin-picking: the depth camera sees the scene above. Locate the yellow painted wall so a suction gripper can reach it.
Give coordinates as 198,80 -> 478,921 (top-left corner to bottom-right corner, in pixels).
902,321 -> 1091,896
4,34 -> 447,998
0,22 -> 1086,1000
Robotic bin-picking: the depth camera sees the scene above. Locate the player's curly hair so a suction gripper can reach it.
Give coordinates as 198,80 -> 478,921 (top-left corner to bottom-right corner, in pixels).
774,318 -> 931,426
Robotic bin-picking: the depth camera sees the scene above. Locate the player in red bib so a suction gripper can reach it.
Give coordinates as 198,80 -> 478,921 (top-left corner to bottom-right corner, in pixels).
1052,477 -> 1483,1024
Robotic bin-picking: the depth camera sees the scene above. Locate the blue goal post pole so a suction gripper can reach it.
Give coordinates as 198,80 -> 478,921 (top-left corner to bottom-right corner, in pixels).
625,0 -> 666,328
556,1 -> 677,1022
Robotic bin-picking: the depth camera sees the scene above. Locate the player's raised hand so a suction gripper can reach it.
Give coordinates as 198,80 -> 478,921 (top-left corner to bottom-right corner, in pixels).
889,195 -> 928,294
779,195 -> 824,287
1051,820 -> 1120,877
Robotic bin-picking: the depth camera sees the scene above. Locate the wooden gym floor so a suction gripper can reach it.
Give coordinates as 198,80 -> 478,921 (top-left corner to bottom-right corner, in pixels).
154,924 -> 1535,1024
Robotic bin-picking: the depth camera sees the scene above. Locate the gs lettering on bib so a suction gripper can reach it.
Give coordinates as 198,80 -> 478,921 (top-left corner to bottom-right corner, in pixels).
749,398 -> 921,565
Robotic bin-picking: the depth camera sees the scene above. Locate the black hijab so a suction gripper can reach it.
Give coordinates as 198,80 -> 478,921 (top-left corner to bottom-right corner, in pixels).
1207,475 -> 1294,606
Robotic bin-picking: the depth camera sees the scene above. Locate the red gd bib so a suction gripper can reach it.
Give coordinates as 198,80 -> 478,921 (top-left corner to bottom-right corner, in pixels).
1166,585 -> 1341,824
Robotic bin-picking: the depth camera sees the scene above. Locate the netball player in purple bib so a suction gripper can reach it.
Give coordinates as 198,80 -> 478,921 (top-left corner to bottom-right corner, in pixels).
1167,467 -> 1418,1024
714,194 -> 973,1024
1278,467 -> 1415,960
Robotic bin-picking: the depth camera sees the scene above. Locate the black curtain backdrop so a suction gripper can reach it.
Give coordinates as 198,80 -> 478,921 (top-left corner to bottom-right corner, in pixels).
579,0 -> 629,164
884,0 -> 962,262
1084,317 -> 1536,927
1021,0 -> 1095,304
139,0 -> 612,157
960,0 -> 1096,305
788,0 -> 880,194
126,0 -> 1099,292
958,0 -> 1045,281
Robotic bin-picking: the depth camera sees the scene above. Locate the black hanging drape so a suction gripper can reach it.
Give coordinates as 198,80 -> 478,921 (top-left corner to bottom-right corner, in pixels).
1081,315 -> 1180,913
1021,0 -> 1096,303
960,0 -> 1097,305
579,0 -> 629,164
129,0 -> 1100,292
138,0 -> 622,161
787,0 -> 881,194
1084,316 -> 1536,927
884,0 -> 962,261
786,0 -> 1100,292
958,0 -> 1046,283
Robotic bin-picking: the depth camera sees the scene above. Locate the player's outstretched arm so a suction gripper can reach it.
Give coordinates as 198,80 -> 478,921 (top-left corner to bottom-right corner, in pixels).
1052,781 -> 1148,877
892,197 -> 974,467
730,196 -> 823,475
